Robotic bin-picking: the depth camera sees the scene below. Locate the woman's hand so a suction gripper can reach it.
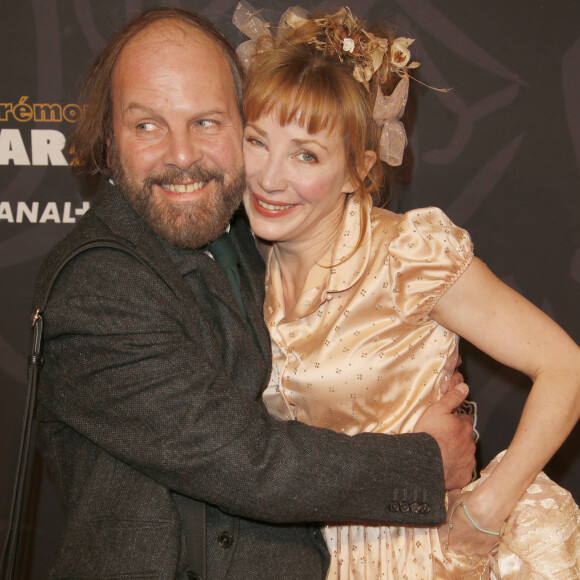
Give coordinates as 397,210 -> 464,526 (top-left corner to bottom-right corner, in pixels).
442,489 -> 506,556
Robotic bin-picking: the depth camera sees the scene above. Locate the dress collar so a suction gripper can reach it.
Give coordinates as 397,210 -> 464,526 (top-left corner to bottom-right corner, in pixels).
265,196 -> 373,321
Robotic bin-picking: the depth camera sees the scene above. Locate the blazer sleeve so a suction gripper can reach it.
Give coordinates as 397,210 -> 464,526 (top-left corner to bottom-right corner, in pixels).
38,247 -> 446,527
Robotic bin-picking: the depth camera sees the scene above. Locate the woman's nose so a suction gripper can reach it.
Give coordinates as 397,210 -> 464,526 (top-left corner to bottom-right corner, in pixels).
258,154 -> 287,193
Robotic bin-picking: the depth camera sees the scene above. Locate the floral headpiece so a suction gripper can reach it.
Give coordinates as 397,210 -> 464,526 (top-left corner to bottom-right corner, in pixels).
306,7 -> 419,88
233,2 -> 419,166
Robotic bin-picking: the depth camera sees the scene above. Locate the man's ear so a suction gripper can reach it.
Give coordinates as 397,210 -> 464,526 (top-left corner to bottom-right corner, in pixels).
342,150 -> 378,193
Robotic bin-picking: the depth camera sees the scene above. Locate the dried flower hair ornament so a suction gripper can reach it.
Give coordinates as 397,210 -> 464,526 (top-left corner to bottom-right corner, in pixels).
233,2 -> 422,166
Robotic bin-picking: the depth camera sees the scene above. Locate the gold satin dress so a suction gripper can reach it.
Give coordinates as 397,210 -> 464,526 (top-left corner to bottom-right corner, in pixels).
262,197 -> 580,579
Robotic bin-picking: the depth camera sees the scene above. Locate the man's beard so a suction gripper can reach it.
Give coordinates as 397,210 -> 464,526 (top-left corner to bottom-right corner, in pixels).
108,141 -> 245,249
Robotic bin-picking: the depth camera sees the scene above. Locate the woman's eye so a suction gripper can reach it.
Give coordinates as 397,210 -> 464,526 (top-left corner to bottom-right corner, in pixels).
246,137 -> 265,148
137,122 -> 155,132
298,152 -> 317,162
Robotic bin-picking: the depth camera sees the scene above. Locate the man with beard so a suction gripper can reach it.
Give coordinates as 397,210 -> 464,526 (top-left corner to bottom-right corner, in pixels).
32,7 -> 475,579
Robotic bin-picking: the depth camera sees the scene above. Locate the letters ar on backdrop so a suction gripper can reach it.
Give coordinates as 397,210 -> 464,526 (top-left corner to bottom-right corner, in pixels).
1,0 -> 579,577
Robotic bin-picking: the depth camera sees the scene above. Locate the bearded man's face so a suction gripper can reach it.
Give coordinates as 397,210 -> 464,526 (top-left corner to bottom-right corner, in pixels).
108,23 -> 245,248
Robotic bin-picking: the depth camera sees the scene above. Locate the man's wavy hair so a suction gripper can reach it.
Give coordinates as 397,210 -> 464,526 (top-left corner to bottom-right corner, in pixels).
68,7 -> 244,176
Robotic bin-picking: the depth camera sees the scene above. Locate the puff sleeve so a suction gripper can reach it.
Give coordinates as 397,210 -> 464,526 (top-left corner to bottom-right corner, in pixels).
388,207 -> 474,325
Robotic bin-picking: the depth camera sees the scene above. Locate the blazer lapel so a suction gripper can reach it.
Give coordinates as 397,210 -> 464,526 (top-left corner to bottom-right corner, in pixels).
94,181 -> 271,382
229,212 -> 271,368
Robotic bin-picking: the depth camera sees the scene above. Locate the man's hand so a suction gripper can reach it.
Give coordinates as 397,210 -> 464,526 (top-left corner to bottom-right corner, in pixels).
414,383 -> 476,490
439,355 -> 464,395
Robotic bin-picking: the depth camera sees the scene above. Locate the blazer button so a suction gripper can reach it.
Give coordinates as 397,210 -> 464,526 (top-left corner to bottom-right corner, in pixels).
217,531 -> 234,548
399,501 -> 409,512
389,501 -> 400,512
421,503 -> 430,514
410,502 -> 421,514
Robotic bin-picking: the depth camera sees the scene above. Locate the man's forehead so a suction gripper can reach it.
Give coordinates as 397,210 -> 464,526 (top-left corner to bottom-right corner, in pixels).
110,18 -> 240,120
113,19 -> 231,88
126,18 -> 213,51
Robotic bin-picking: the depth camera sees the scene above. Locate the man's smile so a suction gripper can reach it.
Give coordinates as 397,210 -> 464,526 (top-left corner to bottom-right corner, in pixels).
161,181 -> 208,193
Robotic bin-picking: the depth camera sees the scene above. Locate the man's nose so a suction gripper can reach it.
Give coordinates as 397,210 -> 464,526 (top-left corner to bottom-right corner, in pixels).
162,128 -> 203,170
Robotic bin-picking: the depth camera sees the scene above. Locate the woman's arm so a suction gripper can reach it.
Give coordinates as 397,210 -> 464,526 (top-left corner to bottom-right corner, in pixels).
432,256 -> 580,553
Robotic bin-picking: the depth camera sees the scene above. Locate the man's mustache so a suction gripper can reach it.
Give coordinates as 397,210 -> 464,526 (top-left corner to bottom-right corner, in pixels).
145,166 -> 227,187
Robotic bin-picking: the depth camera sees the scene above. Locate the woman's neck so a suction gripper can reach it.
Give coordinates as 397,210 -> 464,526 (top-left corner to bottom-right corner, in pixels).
273,209 -> 344,313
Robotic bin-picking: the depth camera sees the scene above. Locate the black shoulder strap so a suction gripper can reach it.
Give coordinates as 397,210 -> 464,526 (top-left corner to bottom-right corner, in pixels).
0,240 -> 206,580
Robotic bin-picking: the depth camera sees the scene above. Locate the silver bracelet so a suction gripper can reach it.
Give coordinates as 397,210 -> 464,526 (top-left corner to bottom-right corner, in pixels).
449,501 -> 506,536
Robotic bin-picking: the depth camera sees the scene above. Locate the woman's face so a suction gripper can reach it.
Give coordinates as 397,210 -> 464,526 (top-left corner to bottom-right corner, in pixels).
243,112 -> 355,248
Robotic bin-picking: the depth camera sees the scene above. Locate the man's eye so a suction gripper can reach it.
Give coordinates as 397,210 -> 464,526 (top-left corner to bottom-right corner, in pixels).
196,119 -> 216,128
136,122 -> 155,131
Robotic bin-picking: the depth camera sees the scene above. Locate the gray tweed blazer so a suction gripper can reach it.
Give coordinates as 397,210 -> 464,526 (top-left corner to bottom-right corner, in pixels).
34,180 -> 446,579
